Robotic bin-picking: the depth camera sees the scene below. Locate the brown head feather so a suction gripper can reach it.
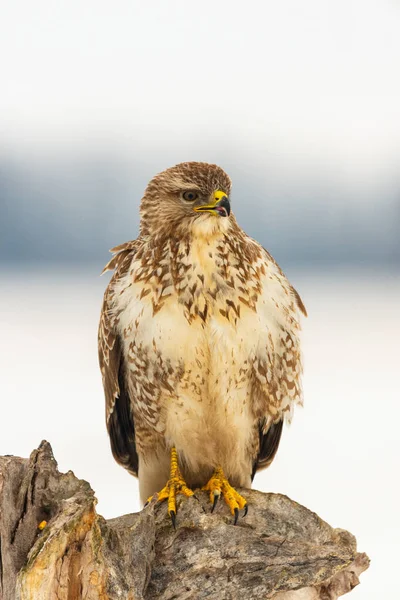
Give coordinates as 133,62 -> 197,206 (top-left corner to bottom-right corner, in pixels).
139,162 -> 232,237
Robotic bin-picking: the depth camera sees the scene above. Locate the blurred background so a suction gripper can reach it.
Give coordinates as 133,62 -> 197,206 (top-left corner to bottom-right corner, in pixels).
1,2 -> 399,598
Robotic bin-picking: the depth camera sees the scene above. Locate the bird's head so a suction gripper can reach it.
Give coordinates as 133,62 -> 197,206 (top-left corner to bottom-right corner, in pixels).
139,162 -> 233,238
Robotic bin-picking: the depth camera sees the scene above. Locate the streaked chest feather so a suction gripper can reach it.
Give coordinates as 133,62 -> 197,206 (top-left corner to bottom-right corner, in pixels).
112,233 -> 300,460
113,235 -> 292,370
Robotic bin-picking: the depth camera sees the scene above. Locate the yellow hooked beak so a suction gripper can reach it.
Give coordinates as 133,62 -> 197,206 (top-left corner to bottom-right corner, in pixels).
193,190 -> 231,217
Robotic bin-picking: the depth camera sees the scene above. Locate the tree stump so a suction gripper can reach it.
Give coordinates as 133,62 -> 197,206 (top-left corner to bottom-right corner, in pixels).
0,441 -> 369,599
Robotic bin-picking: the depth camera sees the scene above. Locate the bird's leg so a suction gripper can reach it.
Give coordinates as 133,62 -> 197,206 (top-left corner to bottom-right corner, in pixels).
202,467 -> 248,525
146,446 -> 194,527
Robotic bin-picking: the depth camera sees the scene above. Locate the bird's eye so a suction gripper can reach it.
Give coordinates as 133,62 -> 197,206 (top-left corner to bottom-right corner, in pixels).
182,190 -> 198,202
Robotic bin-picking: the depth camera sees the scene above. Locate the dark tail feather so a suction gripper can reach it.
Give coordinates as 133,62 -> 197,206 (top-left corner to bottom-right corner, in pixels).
108,360 -> 139,476
252,419 -> 283,481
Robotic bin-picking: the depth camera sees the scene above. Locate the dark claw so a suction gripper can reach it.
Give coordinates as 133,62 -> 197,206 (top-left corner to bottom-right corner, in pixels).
234,507 -> 239,525
169,510 -> 176,530
144,500 -> 149,508
211,493 -> 220,513
243,504 -> 248,518
192,494 -> 200,502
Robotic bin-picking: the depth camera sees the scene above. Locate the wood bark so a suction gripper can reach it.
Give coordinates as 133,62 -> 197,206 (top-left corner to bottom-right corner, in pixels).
0,441 -> 369,600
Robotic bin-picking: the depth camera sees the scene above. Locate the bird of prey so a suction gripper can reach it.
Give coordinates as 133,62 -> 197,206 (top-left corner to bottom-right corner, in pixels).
98,162 -> 306,525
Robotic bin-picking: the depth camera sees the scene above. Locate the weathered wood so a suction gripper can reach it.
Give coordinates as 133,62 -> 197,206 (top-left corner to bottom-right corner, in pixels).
0,442 -> 369,600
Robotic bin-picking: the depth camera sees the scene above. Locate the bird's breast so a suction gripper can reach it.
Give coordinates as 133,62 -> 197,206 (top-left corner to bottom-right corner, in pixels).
112,235 -> 297,476
113,236 -> 284,371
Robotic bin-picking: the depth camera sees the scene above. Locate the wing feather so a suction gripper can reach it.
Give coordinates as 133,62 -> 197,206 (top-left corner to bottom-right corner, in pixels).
251,247 -> 307,478
98,240 -> 139,476
262,246 -> 307,317
252,419 -> 283,480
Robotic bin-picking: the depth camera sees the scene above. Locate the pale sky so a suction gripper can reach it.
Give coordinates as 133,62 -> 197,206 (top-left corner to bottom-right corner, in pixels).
1,0 -> 400,181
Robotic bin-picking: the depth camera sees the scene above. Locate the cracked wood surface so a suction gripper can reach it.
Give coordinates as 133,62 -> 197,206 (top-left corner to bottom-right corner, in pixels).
0,442 -> 369,599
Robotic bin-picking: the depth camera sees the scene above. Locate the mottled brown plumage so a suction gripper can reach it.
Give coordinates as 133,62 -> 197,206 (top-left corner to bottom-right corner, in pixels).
98,162 -> 306,505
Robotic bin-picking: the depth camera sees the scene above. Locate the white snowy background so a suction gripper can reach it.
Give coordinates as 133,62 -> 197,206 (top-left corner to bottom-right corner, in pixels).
1,2 -> 400,598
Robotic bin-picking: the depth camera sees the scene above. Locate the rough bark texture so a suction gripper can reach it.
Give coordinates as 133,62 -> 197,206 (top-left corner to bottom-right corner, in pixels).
0,442 -> 369,600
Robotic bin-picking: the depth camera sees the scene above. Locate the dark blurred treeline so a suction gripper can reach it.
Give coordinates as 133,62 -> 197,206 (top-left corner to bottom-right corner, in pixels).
1,152 -> 399,270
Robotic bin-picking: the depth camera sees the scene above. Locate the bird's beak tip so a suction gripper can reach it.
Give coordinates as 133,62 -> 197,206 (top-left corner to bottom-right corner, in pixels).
193,190 -> 231,217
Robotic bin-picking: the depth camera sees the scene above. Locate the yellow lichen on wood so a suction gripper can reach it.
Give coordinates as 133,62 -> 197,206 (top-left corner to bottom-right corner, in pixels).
16,504 -> 97,600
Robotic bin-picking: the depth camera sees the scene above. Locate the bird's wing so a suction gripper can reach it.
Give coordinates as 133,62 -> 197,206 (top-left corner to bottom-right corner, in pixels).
262,247 -> 307,317
252,419 -> 283,480
98,240 -> 139,476
252,247 -> 307,479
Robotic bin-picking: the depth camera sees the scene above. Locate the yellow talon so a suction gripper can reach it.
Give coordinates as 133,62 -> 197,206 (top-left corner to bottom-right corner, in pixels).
146,447 -> 194,527
203,467 -> 247,524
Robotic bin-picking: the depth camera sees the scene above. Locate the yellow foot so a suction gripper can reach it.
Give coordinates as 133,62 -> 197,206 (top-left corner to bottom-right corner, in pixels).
203,467 -> 248,525
146,447 -> 194,528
